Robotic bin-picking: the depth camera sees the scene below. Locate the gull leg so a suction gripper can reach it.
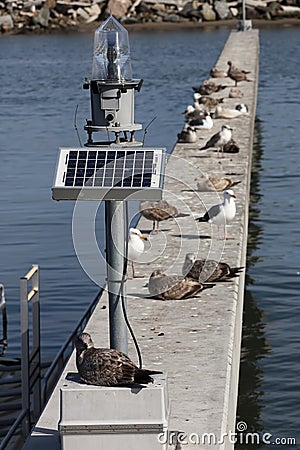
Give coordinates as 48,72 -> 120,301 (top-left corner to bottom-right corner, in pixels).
225,227 -> 235,240
131,261 -> 145,278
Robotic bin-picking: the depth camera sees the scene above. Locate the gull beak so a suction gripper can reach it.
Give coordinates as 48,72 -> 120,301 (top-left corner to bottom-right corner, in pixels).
140,234 -> 148,241
231,193 -> 237,198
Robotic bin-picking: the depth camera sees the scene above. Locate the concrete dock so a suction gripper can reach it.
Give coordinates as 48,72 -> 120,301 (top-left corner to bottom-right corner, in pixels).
23,29 -> 259,450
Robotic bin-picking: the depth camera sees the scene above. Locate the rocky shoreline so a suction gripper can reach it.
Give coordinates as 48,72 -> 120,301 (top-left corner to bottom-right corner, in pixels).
1,0 -> 300,35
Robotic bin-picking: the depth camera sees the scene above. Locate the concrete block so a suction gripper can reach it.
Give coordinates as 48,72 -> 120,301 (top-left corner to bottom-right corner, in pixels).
59,372 -> 170,450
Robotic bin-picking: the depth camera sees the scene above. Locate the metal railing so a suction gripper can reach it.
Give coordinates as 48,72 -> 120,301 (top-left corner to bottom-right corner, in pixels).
0,266 -> 41,450
0,268 -> 103,450
20,265 -> 41,437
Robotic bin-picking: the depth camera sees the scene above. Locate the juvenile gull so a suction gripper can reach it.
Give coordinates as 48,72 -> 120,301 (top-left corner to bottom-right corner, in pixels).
210,67 -> 228,78
196,189 -> 237,238
193,80 -> 226,96
148,269 -> 215,300
189,112 -> 213,130
229,87 -> 244,98
194,93 -> 224,110
223,139 -> 240,154
182,253 -> 243,283
182,104 -> 206,121
227,61 -> 251,86
200,125 -> 233,157
74,332 -> 161,386
196,175 -> 241,192
177,124 -> 197,143
127,228 -> 147,278
140,200 -> 189,231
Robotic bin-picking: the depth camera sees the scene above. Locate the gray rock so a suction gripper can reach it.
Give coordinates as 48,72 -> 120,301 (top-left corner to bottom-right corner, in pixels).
36,6 -> 50,27
105,0 -> 132,19
0,14 -> 14,30
201,2 -> 216,20
214,0 -> 231,19
180,1 -> 199,17
163,13 -> 181,21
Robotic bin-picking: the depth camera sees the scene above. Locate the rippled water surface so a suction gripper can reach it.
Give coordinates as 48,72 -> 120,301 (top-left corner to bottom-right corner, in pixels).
0,25 -> 299,446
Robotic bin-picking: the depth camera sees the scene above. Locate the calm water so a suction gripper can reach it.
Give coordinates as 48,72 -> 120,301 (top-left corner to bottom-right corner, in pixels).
0,25 -> 299,446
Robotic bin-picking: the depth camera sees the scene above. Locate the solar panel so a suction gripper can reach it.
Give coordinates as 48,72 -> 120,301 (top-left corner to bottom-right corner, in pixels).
52,147 -> 166,201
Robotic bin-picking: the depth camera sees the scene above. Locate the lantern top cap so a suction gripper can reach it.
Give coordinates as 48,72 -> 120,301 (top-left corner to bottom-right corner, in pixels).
97,12 -> 128,33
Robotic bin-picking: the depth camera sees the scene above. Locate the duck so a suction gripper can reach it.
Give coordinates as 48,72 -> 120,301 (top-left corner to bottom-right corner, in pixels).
74,332 -> 162,386
227,61 -> 251,86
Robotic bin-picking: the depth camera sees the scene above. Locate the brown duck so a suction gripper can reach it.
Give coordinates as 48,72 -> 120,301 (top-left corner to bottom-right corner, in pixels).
74,332 -> 162,386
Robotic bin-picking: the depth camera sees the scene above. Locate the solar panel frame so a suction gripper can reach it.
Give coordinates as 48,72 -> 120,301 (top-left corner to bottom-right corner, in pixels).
52,147 -> 166,201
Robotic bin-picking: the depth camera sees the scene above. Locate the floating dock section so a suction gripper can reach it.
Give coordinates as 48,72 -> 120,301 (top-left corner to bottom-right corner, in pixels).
23,29 -> 259,450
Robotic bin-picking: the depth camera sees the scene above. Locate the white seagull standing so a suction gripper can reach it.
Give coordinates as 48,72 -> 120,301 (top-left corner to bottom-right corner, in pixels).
127,228 -> 147,278
200,125 -> 233,158
196,189 -> 237,239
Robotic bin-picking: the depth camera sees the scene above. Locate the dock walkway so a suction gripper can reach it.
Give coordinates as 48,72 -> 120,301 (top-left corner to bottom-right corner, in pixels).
23,29 -> 259,450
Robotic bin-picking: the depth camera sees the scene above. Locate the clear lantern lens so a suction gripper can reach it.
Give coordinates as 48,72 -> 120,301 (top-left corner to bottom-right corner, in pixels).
92,15 -> 133,81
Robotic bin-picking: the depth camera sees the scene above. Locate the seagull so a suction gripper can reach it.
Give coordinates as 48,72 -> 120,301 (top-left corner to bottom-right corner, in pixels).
214,105 -> 248,119
210,67 -> 228,78
229,87 -> 244,98
223,139 -> 240,154
148,270 -> 215,300
177,124 -> 197,143
193,80 -> 226,96
196,175 -> 241,192
235,103 -> 248,113
196,189 -> 237,239
182,253 -> 243,282
139,200 -> 189,231
189,112 -> 213,130
200,125 -> 233,157
182,104 -> 206,121
127,228 -> 147,278
227,61 -> 251,86
74,332 -> 162,386
194,93 -> 224,110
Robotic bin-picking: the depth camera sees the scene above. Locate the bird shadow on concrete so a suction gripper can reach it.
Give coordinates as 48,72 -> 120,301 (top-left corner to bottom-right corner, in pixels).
171,233 -> 211,240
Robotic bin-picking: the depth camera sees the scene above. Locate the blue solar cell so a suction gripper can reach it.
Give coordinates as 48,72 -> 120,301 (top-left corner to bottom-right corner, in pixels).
79,151 -> 87,159
63,148 -> 159,190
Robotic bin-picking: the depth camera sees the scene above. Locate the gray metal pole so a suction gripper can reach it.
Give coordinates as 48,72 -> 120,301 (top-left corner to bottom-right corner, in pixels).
242,0 -> 246,30
105,200 -> 128,354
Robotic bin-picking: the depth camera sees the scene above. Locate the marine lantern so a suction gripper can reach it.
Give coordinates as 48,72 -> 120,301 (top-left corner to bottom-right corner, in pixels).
83,14 -> 143,146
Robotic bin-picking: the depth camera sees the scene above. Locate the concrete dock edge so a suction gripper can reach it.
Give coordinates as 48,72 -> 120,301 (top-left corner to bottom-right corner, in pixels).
23,29 -> 259,450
